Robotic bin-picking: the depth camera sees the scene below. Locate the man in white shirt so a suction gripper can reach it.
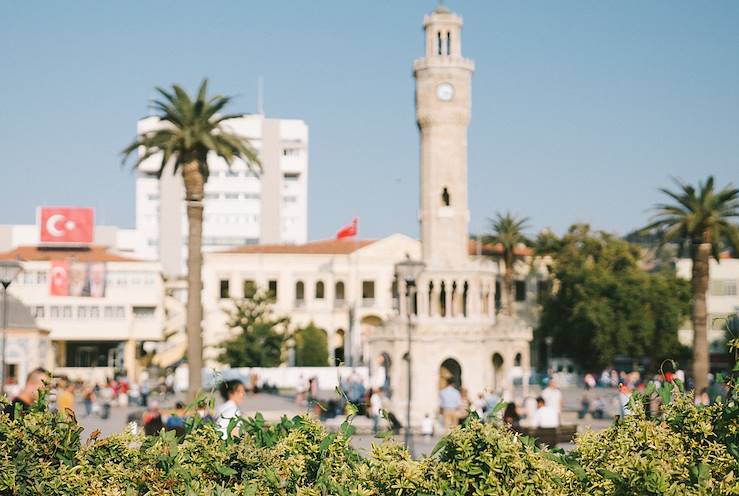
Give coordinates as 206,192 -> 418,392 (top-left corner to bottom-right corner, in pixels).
532,397 -> 559,428
541,379 -> 562,415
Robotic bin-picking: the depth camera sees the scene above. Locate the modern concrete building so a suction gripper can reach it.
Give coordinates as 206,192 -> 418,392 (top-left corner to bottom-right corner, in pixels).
367,5 -> 533,426
676,256 -> 739,353
135,113 -> 309,278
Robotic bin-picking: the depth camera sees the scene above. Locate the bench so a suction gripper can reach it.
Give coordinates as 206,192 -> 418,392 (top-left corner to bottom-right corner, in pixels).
514,424 -> 578,447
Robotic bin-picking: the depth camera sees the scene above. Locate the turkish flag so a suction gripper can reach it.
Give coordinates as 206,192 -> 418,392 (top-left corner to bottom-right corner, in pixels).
39,207 -> 94,244
49,260 -> 70,296
336,218 -> 358,239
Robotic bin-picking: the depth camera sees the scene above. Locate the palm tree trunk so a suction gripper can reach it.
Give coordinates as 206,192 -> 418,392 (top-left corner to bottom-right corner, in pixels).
504,264 -> 514,317
691,242 -> 711,393
183,160 -> 205,402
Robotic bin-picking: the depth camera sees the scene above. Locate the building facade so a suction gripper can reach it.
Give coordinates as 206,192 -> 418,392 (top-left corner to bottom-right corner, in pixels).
368,6 -> 533,426
676,256 -> 739,353
135,113 -> 309,278
0,245 -> 165,383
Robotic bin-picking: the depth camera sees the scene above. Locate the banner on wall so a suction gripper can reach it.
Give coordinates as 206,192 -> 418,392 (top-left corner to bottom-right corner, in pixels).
49,260 -> 106,297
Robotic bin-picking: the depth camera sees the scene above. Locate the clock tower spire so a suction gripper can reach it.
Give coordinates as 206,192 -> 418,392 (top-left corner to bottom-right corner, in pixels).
414,6 -> 475,269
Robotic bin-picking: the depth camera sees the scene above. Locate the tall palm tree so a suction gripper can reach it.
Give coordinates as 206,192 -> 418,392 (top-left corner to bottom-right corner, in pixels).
486,212 -> 531,317
122,79 -> 259,400
642,176 -> 739,392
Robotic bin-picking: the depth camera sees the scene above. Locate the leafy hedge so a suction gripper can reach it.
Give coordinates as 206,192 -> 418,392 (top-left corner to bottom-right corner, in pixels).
1,386 -> 738,495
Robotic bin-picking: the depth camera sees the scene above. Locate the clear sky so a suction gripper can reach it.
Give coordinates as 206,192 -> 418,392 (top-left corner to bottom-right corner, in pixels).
1,1 -> 737,240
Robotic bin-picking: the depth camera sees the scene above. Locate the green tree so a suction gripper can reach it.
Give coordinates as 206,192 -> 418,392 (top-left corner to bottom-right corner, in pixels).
218,292 -> 289,368
485,212 -> 531,316
538,225 -> 691,370
122,80 -> 259,399
642,177 -> 739,392
294,323 -> 329,367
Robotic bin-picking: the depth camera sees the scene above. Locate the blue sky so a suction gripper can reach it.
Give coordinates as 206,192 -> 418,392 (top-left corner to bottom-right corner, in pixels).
1,1 -> 737,240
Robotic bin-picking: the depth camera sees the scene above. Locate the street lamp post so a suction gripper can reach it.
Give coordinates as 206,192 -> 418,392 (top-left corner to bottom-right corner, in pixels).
394,256 -> 425,455
0,260 -> 23,397
544,336 -> 554,375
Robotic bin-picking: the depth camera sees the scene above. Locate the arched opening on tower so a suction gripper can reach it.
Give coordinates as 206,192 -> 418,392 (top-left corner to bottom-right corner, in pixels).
441,187 -> 450,206
514,352 -> 522,368
491,353 -> 505,392
377,352 -> 392,397
462,281 -> 469,317
428,281 -> 435,317
446,31 -> 451,55
439,281 -> 447,317
439,358 -> 462,389
436,31 -> 442,55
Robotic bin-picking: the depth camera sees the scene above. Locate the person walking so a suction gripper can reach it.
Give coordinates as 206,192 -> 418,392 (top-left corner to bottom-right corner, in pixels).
215,379 -> 246,439
370,388 -> 383,434
82,385 -> 95,417
2,368 -> 50,420
56,378 -> 76,417
438,380 -> 462,430
541,379 -> 562,415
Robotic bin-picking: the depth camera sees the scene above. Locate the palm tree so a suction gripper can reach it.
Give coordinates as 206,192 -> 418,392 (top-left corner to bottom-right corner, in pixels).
122,79 -> 259,400
642,176 -> 739,392
486,212 -> 531,317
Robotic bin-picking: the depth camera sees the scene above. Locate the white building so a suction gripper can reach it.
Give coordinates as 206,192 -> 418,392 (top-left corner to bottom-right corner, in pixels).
135,113 -> 309,278
202,235 -> 419,367
676,256 -> 739,353
0,245 -> 165,383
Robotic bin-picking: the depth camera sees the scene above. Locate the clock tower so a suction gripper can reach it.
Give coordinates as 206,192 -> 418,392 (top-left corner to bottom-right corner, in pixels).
414,5 -> 475,269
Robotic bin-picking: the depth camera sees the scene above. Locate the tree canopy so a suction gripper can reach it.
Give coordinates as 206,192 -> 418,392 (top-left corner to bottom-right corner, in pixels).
218,292 -> 289,368
294,323 -> 329,367
538,224 -> 691,371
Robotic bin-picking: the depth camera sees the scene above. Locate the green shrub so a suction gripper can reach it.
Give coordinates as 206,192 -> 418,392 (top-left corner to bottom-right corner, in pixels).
1,384 -> 737,495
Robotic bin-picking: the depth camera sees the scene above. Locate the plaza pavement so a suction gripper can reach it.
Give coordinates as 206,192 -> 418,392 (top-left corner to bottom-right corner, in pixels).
75,385 -> 620,456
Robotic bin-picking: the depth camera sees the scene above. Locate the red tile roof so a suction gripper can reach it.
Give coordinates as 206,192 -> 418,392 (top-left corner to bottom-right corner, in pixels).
467,240 -> 534,257
0,245 -> 143,263
222,239 -> 377,255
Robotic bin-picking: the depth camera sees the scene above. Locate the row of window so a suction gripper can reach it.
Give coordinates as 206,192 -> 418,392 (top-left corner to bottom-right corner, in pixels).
32,305 -> 156,320
17,271 -> 156,288
710,279 -> 738,297
203,192 -> 260,200
218,279 -> 377,306
203,214 -> 260,224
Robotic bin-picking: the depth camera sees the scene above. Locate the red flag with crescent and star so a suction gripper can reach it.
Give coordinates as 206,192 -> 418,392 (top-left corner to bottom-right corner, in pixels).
336,218 -> 358,240
49,260 -> 70,296
39,207 -> 94,244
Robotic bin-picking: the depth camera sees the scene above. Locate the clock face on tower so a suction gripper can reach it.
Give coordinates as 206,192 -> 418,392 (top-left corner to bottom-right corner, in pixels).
436,82 -> 455,101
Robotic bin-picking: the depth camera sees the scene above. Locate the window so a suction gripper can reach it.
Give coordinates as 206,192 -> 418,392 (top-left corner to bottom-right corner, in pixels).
283,195 -> 297,203
62,306 -> 72,319
23,272 -> 34,284
224,193 -> 239,199
243,280 -> 257,299
77,306 -> 88,319
515,280 -> 526,302
446,31 -> 451,55
295,281 -> 305,306
284,173 -> 300,182
115,306 -> 125,319
441,187 -> 450,206
90,306 -> 100,319
104,306 -> 113,319
494,280 -> 502,311
204,193 -> 219,200
536,280 -> 550,304
147,193 -> 159,201
282,148 -> 300,157
362,280 -> 375,306
436,31 -> 442,55
268,280 -> 278,301
219,279 -> 230,299
710,280 -> 738,296
37,271 -> 47,285
335,281 -> 346,303
133,306 -> 156,319
33,306 -> 45,319
50,306 -> 60,319
315,281 -> 325,299
243,193 -> 260,200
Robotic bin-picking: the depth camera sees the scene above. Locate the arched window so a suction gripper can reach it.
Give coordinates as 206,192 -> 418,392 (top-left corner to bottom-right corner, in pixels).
446,31 -> 451,55
295,281 -> 305,304
437,31 -> 442,55
315,280 -> 325,299
442,187 -> 450,206
335,281 -> 345,304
